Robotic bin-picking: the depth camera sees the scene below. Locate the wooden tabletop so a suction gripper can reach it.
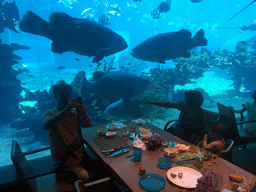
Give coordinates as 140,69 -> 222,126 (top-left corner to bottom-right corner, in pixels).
82,120 -> 256,192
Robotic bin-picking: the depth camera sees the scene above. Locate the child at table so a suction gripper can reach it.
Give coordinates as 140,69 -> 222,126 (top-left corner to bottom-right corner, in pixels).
203,120 -> 226,154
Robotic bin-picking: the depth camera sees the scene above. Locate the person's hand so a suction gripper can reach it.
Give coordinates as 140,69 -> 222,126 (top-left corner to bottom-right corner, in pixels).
76,103 -> 87,116
63,99 -> 77,113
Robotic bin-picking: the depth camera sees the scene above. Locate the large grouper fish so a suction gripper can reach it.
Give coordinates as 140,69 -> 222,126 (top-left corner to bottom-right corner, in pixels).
19,11 -> 128,63
131,28 -> 207,63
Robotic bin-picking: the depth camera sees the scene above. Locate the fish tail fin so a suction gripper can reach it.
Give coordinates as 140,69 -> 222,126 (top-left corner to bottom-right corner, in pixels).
19,11 -> 53,40
192,28 -> 207,47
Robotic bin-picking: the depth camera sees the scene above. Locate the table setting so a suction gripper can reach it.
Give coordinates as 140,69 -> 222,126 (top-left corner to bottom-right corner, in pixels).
82,120 -> 256,192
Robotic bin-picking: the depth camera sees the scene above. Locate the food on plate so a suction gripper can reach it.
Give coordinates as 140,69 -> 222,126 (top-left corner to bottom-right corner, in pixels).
171,173 -> 177,178
97,128 -> 106,136
174,144 -> 190,152
109,126 -> 115,131
229,175 -> 244,182
178,172 -> 183,178
130,125 -> 136,130
139,167 -> 146,175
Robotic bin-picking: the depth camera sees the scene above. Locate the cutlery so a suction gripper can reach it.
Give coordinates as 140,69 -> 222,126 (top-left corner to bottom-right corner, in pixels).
102,145 -> 129,154
126,154 -> 134,158
110,148 -> 130,157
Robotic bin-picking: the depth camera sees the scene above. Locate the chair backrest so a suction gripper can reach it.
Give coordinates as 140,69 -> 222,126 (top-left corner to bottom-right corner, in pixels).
75,177 -> 112,192
218,139 -> 234,163
11,140 -> 34,178
217,102 -> 241,140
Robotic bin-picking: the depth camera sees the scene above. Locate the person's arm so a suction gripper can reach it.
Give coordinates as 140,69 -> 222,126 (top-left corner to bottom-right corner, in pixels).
76,103 -> 92,127
145,99 -> 180,108
42,108 -> 70,130
233,104 -> 246,113
42,99 -> 75,130
203,134 -> 217,151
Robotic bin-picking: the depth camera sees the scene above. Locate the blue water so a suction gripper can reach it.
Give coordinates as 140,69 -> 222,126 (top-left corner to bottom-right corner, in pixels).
1,0 -> 256,167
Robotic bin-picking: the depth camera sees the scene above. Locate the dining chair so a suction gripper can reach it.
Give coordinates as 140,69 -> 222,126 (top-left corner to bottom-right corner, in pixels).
11,140 -> 56,191
74,177 -> 125,192
218,139 -> 234,163
217,102 -> 256,149
197,139 -> 234,163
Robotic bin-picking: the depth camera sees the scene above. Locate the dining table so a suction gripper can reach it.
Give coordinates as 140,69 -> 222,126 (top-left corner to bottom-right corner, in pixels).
82,120 -> 256,192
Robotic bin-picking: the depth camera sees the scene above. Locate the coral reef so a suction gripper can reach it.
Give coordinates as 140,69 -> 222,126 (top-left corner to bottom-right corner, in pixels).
0,39 -> 30,124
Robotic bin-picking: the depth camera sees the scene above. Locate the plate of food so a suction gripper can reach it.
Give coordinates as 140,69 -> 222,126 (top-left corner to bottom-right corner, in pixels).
167,167 -> 202,188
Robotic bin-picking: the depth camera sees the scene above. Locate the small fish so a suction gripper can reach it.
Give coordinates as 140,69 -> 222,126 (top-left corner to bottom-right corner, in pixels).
108,11 -> 121,17
89,64 -> 94,68
128,63 -> 132,65
90,93 -> 95,96
109,4 -> 121,11
75,58 -> 80,61
190,0 -> 202,3
132,70 -> 137,72
57,66 -> 66,70
111,67 -> 117,70
94,106 -> 99,109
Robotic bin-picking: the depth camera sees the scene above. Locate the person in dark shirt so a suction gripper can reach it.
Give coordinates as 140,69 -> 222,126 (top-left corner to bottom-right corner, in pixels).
146,90 -> 209,143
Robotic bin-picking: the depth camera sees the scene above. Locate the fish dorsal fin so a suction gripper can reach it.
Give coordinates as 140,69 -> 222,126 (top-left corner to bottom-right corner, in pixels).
178,29 -> 192,39
49,12 -> 73,25
92,71 -> 107,81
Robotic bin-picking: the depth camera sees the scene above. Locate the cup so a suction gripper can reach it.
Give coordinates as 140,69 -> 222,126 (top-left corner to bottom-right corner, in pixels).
134,149 -> 142,162
122,132 -> 129,139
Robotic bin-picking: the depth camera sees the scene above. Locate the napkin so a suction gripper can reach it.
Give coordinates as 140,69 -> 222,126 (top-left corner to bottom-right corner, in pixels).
139,127 -> 151,135
106,121 -> 127,129
132,135 -> 146,150
132,118 -> 146,125
174,144 -> 190,152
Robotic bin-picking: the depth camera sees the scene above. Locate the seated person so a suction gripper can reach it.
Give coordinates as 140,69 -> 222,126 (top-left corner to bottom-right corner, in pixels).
203,120 -> 226,154
146,90 -> 209,144
42,83 -> 98,183
234,90 -> 256,136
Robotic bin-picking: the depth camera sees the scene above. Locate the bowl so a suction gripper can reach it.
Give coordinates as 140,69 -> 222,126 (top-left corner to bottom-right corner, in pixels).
97,129 -> 106,136
106,132 -> 117,137
164,148 -> 177,158
158,156 -> 173,169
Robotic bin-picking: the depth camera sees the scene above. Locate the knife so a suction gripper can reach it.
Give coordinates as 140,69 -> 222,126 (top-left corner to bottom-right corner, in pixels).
102,145 -> 129,153
110,148 -> 130,157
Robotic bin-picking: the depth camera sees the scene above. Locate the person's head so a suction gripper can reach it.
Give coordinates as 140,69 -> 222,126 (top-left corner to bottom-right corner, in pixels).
184,90 -> 204,109
209,120 -> 226,140
53,83 -> 73,106
252,90 -> 256,102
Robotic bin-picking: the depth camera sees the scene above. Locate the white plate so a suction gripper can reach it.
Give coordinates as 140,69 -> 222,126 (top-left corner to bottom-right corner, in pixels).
167,166 -> 202,188
106,132 -> 117,137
